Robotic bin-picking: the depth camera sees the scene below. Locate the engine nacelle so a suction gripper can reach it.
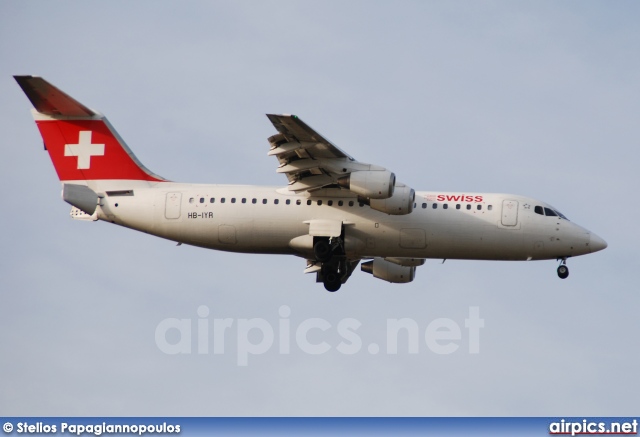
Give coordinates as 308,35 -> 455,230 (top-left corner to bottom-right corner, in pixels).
338,170 -> 395,199
361,258 -> 416,283
368,184 -> 415,215
385,257 -> 426,267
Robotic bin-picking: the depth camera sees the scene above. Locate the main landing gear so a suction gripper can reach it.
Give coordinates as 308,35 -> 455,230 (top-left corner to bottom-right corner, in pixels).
313,239 -> 333,263
314,237 -> 345,292
557,258 -> 569,279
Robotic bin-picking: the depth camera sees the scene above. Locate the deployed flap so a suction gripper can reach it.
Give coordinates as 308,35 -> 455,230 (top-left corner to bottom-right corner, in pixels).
14,76 -> 95,117
266,114 -> 410,199
62,184 -> 99,215
267,114 -> 357,193
288,175 -> 334,192
304,219 -> 343,237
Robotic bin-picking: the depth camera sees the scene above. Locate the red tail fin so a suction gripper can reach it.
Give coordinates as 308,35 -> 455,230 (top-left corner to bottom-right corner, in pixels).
15,76 -> 165,182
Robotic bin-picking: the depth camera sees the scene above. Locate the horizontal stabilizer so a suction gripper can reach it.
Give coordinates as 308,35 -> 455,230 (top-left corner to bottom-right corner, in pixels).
14,76 -> 95,117
63,184 -> 99,215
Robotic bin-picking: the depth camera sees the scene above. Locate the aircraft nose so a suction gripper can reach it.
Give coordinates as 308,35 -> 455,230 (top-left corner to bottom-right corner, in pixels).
589,233 -> 608,253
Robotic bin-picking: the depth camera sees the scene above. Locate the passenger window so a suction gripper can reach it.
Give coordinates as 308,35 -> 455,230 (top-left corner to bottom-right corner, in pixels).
328,200 -> 333,206
221,198 -> 225,203
477,205 -> 482,210
210,198 -> 215,203
242,198 -> 246,204
189,198 -> 194,204
466,204 -> 471,210
443,204 -> 448,209
359,202 -> 364,207
274,199 -> 279,205
422,203 -> 427,209
307,200 -> 312,206
252,198 -> 257,204
200,198 -> 205,203
338,200 -> 344,206
296,199 -> 301,205
534,206 -> 544,215
544,207 -> 558,217
456,204 -> 460,210
231,198 -> 236,203
349,201 -> 354,207
286,199 -> 291,205
262,199 -> 267,204
488,205 -> 492,211
432,203 -> 438,209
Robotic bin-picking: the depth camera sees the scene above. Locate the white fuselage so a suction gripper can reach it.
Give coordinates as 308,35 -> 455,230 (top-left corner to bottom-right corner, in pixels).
81,180 -> 597,262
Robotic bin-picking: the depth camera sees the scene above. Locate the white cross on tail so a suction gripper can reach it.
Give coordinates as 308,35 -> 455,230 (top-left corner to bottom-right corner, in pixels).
64,131 -> 105,169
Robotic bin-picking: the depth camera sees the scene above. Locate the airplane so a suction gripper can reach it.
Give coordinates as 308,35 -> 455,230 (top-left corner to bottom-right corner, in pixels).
14,75 -> 607,292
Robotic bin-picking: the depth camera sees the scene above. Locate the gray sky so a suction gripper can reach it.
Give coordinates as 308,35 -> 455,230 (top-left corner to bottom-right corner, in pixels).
1,1 -> 638,416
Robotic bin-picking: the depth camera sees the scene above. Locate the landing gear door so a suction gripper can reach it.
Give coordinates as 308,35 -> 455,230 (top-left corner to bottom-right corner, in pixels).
165,192 -> 182,219
501,200 -> 519,226
304,219 -> 343,237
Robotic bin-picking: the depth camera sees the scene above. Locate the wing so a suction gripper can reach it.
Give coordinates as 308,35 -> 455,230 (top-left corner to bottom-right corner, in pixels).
266,114 -> 386,193
267,114 -> 354,161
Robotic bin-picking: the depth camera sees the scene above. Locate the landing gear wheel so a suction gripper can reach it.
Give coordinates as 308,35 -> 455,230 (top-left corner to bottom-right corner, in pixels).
322,268 -> 341,292
320,262 -> 342,292
314,240 -> 333,262
323,277 -> 341,292
557,264 -> 569,279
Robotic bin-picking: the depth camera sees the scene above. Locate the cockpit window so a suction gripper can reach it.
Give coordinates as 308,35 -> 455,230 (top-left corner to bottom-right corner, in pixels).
535,204 -> 569,220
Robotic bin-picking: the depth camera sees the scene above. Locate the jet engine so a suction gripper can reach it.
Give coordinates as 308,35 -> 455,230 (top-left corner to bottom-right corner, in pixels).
367,184 -> 415,215
361,258 -> 416,283
337,170 -> 395,199
385,257 -> 426,267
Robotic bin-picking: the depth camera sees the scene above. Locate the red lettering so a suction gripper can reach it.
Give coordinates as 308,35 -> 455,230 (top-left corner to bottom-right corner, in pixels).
435,194 -> 484,202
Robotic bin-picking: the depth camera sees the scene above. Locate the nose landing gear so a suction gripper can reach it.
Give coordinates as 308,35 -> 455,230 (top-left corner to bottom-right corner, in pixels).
557,258 -> 569,279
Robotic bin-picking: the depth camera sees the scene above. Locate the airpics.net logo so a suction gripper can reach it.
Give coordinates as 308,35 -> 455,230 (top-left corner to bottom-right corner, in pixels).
154,306 -> 484,366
